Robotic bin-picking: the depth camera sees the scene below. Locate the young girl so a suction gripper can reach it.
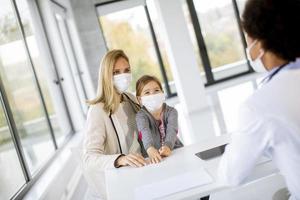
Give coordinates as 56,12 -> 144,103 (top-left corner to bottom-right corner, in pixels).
135,75 -> 183,164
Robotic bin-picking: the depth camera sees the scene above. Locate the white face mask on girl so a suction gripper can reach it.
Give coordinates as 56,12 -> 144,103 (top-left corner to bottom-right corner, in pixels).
141,93 -> 165,112
113,73 -> 132,93
246,40 -> 267,73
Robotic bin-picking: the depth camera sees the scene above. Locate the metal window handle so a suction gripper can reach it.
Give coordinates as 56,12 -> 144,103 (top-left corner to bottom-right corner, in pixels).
54,77 -> 64,84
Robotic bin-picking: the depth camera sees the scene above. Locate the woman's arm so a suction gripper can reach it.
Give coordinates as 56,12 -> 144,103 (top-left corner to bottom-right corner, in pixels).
83,105 -> 146,170
136,111 -> 162,163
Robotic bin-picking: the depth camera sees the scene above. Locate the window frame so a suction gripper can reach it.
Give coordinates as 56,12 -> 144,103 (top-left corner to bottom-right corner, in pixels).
185,0 -> 253,86
0,0 -> 75,199
51,2 -> 89,115
96,0 -> 176,98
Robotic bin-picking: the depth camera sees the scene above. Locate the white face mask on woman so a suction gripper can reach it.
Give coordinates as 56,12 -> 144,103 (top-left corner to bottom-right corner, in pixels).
141,93 -> 165,112
113,73 -> 132,93
246,40 -> 267,73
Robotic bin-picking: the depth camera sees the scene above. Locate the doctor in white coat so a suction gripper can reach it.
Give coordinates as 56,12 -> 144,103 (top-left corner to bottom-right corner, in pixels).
218,0 -> 300,200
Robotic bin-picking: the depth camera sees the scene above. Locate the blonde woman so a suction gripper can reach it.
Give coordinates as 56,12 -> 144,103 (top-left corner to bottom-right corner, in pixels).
83,50 -> 146,199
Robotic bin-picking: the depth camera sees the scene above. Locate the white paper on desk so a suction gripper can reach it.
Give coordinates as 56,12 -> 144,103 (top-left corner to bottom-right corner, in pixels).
134,167 -> 213,200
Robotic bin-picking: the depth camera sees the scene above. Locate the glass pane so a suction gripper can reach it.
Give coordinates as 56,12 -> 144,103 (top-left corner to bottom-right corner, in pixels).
145,1 -> 178,93
193,0 -> 248,80
99,6 -> 172,93
15,0 -> 72,147
55,14 -> 88,115
181,0 -> 207,84
0,102 -> 26,200
217,81 -> 255,132
0,0 -> 55,175
236,0 -> 247,16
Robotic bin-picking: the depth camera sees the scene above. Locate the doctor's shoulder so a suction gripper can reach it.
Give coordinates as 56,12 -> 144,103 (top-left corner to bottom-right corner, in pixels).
256,70 -> 298,98
242,88 -> 273,117
239,70 -> 297,117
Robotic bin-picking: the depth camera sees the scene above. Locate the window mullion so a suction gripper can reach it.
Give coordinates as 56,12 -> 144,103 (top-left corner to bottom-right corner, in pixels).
186,0 -> 215,84
144,5 -> 173,97
231,0 -> 253,72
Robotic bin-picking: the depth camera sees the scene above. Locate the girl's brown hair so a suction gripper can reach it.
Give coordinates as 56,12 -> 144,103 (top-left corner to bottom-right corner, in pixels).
136,75 -> 164,97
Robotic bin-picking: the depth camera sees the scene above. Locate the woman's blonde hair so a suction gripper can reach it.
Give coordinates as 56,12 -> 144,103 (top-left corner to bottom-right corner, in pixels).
87,49 -> 129,114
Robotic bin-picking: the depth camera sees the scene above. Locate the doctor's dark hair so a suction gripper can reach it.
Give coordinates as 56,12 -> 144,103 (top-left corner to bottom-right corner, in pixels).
242,0 -> 300,61
136,75 -> 164,97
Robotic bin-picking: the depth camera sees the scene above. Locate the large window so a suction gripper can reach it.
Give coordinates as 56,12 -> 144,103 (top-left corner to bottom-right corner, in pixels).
183,0 -> 251,84
97,0 -> 175,97
181,1 -> 207,84
97,0 -> 252,92
1,0 -> 55,176
54,10 -> 88,116
0,0 -> 77,198
15,0 -> 71,147
193,0 -> 245,68
0,103 -> 25,200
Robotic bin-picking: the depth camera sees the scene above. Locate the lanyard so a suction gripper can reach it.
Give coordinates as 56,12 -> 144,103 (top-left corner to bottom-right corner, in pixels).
261,62 -> 289,85
268,63 -> 289,82
109,94 -> 133,154
109,113 -> 123,154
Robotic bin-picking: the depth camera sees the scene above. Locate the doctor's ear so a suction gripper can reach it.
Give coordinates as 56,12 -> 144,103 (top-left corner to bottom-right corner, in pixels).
256,40 -> 264,49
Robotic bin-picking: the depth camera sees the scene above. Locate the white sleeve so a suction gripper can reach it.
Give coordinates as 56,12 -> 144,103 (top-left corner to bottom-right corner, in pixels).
218,102 -> 272,186
83,105 -> 121,171
82,105 -> 123,199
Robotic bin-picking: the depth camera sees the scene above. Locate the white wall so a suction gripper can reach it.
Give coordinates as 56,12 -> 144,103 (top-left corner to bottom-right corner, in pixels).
153,0 -> 215,140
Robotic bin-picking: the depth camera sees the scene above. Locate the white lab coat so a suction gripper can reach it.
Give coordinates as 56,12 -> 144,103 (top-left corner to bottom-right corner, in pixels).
218,58 -> 300,200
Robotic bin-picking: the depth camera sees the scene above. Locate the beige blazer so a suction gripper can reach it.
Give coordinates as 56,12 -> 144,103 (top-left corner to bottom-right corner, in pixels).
82,93 -> 141,199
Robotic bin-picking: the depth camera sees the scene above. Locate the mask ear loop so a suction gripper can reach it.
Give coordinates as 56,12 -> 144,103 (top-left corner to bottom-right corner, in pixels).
248,39 -> 258,50
109,111 -> 123,154
247,40 -> 265,61
256,49 -> 265,60
246,40 -> 257,61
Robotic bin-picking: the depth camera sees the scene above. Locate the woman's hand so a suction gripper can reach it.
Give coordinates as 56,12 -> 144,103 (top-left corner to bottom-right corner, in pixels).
147,146 -> 162,164
159,145 -> 171,157
115,153 -> 146,168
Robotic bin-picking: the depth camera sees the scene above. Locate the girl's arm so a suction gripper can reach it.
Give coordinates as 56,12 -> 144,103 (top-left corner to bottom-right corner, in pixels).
164,107 -> 179,149
136,111 -> 155,151
136,111 -> 162,163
